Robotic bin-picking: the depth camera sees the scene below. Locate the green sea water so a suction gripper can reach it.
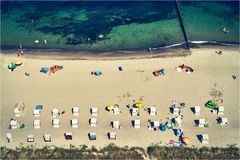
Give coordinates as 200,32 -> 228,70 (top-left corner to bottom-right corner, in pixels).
1,1 -> 239,52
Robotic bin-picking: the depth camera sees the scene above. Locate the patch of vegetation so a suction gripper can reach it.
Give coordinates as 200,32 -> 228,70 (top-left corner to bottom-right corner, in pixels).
147,145 -> 240,159
1,144 -> 239,159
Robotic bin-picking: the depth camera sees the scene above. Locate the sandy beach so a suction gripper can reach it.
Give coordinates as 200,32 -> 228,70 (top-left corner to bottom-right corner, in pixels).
0,46 -> 239,149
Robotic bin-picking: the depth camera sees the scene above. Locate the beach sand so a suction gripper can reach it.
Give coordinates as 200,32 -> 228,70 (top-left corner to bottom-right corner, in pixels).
0,46 -> 239,149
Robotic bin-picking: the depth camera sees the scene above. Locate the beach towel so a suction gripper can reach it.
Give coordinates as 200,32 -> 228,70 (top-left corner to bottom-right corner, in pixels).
35,105 -> 43,110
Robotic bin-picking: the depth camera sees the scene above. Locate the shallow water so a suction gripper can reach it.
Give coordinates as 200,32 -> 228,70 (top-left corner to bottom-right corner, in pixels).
1,1 -> 239,52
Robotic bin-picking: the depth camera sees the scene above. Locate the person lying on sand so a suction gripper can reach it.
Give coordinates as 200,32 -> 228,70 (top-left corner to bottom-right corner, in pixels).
215,50 -> 223,55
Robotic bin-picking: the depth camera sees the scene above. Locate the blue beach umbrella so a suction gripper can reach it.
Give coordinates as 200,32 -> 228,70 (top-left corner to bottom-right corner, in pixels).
94,71 -> 102,76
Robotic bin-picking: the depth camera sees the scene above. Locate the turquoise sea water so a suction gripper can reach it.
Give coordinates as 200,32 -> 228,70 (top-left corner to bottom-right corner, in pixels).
1,1 -> 239,52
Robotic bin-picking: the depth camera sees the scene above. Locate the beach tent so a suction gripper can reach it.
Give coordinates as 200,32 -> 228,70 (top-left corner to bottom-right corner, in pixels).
118,67 -> 123,71
177,64 -> 194,73
9,120 -> 18,129
200,134 -> 209,144
217,106 -> 224,115
108,132 -> 116,140
52,119 -> 60,128
49,65 -> 63,75
8,63 -> 16,71
133,102 -> 143,108
160,123 -> 166,131
112,121 -> 120,129
113,107 -> 120,115
71,119 -> 78,128
14,108 -> 21,117
91,107 -> 98,116
182,136 -> 190,145
149,107 -> 157,115
196,119 -> 206,127
64,132 -> 72,140
40,68 -> 49,73
33,109 -> 40,117
94,71 -> 102,76
34,120 -> 41,129
131,108 -> 139,116
89,132 -> 96,140
205,101 -> 218,110
43,134 -> 51,142
6,133 -> 13,143
35,105 -> 43,110
133,120 -> 141,128
27,135 -> 34,142
193,106 -> 200,115
90,118 -> 97,127
72,107 -> 79,116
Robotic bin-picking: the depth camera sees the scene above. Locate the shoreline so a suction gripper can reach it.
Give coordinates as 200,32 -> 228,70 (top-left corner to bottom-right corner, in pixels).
1,43 -> 239,60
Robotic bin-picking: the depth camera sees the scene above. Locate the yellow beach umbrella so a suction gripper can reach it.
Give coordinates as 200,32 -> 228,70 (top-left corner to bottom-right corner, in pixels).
134,102 -> 143,108
106,105 -> 115,111
15,60 -> 22,66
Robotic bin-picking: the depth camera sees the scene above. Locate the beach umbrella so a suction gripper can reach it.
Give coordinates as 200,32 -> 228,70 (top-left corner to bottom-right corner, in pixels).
15,61 -> 22,66
153,70 -> 159,76
8,63 -> 16,70
160,123 -> 166,131
94,71 -> 102,76
183,136 -> 190,145
133,102 -> 143,108
106,105 -> 115,111
205,101 -> 218,110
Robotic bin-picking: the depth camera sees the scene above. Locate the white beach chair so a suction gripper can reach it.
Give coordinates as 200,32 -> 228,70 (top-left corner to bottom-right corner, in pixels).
43,134 -> 52,142
153,121 -> 160,128
174,116 -> 182,127
71,119 -> 78,128
9,120 -> 18,129
52,119 -> 60,128
33,109 -> 40,117
90,118 -> 97,127
14,108 -> 21,117
91,107 -> 98,116
72,107 -> 79,116
52,108 -> 59,118
112,121 -> 120,129
89,132 -> 96,140
200,134 -> 209,144
64,132 -> 73,140
131,108 -> 139,116
6,133 -> 13,143
27,135 -> 34,142
133,120 -> 141,128
34,120 -> 41,129
108,132 -> 116,140
219,117 -> 228,125
217,106 -> 224,115
113,107 -> 120,115
173,107 -> 180,115
193,106 -> 200,115
150,107 -> 157,115
197,119 -> 206,127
